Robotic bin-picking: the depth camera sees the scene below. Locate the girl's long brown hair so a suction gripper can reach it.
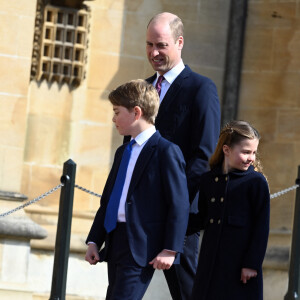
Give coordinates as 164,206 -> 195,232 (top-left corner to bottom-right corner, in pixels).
209,120 -> 263,173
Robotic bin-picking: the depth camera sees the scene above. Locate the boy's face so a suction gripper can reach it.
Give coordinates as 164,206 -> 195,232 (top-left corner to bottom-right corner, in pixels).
112,105 -> 135,136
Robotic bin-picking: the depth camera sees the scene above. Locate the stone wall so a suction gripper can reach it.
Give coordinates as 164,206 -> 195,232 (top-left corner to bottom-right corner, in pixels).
240,0 -> 300,231
0,0 -> 299,299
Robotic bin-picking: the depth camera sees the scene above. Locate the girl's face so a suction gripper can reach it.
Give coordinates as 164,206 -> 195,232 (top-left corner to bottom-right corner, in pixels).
223,138 -> 259,172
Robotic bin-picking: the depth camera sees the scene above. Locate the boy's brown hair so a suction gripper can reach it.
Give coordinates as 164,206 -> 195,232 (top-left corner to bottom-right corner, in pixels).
108,79 -> 159,125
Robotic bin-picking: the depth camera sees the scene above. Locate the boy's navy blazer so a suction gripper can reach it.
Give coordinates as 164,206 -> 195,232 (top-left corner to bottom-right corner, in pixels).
86,131 -> 190,267
146,65 -> 220,209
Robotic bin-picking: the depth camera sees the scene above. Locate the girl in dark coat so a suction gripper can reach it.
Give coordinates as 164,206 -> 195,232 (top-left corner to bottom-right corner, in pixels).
190,120 -> 270,300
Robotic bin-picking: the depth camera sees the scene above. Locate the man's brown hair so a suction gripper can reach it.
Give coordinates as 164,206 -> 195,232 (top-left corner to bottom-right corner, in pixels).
147,12 -> 184,42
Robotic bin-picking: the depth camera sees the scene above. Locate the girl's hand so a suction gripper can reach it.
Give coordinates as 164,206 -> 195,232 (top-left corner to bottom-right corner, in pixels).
241,268 -> 257,284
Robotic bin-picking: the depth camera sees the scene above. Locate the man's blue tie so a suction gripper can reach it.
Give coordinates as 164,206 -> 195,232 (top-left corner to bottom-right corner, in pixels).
104,139 -> 136,233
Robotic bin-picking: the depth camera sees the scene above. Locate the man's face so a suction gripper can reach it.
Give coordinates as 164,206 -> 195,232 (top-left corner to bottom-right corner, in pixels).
146,21 -> 183,75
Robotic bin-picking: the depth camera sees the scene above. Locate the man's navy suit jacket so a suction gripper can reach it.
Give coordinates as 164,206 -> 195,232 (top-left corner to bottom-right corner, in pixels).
146,65 -> 220,210
86,131 -> 190,267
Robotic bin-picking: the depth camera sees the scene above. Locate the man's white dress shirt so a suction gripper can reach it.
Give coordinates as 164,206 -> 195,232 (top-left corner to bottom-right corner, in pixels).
152,60 -> 185,102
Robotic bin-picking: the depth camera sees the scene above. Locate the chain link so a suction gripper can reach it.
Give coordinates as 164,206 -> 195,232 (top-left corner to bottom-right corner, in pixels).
0,183 -> 64,218
270,184 -> 299,199
75,184 -> 102,198
0,181 -> 298,218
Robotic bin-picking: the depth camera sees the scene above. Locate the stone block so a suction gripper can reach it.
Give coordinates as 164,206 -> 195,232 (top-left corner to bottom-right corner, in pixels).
260,142 -> 297,189
183,21 -> 227,68
87,52 -> 145,91
273,28 -> 300,72
16,15 -> 35,57
277,109 -> 300,142
269,194 -> 294,229
143,59 -> 156,78
89,7 -> 123,53
243,29 -> 274,71
92,166 -> 111,198
190,63 -> 224,99
247,2 -> 296,28
89,0 -> 124,11
162,0 -> 230,25
240,71 -> 300,109
0,290 -> 32,300
0,0 -> 36,17
123,13 -> 148,58
0,146 -> 23,192
0,56 -> 31,96
263,269 -> 288,300
29,81 -> 73,120
24,114 -> 71,165
84,89 -> 113,124
70,122 -> 114,167
73,166 -> 99,212
1,240 -> 30,283
238,108 -> 277,142
22,163 -> 62,208
124,0 -> 153,13
21,163 -> 32,197
0,95 -> 27,148
0,242 -> 2,275
0,14 -> 19,55
258,141 -> 299,229
268,230 -> 291,248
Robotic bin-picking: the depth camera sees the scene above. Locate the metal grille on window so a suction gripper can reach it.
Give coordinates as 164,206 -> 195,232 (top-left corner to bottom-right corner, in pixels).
31,2 -> 90,87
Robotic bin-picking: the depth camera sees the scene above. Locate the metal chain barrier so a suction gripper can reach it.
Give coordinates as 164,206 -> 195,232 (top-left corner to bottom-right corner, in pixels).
0,183 -> 64,218
0,181 -> 298,218
270,184 -> 299,199
75,184 -> 102,198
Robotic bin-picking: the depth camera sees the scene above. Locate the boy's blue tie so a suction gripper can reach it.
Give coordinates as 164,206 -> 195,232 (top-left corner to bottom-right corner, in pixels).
104,139 -> 136,233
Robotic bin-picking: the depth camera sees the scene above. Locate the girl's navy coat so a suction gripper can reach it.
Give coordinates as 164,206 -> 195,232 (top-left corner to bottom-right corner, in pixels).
190,165 -> 270,300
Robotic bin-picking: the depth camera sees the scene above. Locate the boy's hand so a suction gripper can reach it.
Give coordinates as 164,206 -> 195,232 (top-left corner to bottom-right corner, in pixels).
149,249 -> 176,270
85,243 -> 100,265
241,268 -> 257,283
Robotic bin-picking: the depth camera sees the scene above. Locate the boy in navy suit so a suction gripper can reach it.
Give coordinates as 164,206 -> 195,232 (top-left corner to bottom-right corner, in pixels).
85,79 -> 189,300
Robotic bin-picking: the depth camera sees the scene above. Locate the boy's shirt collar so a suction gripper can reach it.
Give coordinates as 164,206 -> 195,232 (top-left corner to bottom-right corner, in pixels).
133,126 -> 156,146
156,60 -> 185,85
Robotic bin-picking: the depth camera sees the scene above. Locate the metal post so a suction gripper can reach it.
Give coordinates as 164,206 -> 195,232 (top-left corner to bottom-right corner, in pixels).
49,159 -> 76,300
221,0 -> 248,126
284,166 -> 300,300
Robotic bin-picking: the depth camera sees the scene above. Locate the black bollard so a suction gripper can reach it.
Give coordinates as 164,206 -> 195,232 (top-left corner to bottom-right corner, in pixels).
49,159 -> 76,300
284,166 -> 300,300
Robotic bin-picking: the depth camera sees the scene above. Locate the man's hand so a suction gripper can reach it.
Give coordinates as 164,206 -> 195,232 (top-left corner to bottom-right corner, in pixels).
149,249 -> 176,270
85,243 -> 100,265
241,268 -> 257,283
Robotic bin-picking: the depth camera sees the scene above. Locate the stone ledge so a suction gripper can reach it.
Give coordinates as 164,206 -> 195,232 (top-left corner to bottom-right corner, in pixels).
264,246 -> 289,270
0,190 -> 28,202
0,216 -> 47,240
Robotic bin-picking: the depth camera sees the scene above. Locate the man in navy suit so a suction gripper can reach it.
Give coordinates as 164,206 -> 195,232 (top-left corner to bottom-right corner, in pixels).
85,79 -> 189,300
145,12 -> 221,300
